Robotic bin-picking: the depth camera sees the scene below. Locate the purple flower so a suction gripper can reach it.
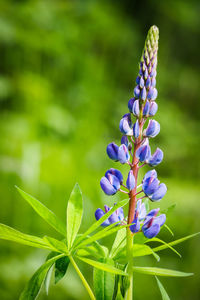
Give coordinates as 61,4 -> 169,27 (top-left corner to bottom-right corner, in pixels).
121,135 -> 129,147
139,77 -> 145,88
149,102 -> 158,116
136,144 -> 151,162
143,120 -> 160,138
118,144 -> 130,164
132,100 -> 140,117
140,87 -> 147,101
128,98 -> 135,112
126,170 -> 135,191
148,148 -> 163,166
95,205 -> 124,227
133,120 -> 140,138
143,101 -> 150,117
142,209 -> 166,238
130,212 -> 140,233
119,113 -> 132,135
134,86 -> 140,98
105,168 -> 123,184
149,183 -> 167,201
100,171 -> 122,195
106,143 -> 119,161
130,199 -> 146,233
146,76 -> 151,88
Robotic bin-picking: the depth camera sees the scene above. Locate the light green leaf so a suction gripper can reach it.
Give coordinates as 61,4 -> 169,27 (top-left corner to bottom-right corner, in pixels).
164,224 -> 174,237
93,258 -> 115,300
155,276 -> 170,300
77,224 -> 129,249
16,186 -> 66,237
43,236 -> 69,254
133,244 -> 160,261
152,232 -> 200,254
77,256 -> 128,276
74,199 -> 129,247
0,223 -> 51,250
44,265 -> 53,295
66,183 -> 83,249
147,237 -> 181,258
133,266 -> 193,277
110,228 -> 126,258
20,254 -> 65,300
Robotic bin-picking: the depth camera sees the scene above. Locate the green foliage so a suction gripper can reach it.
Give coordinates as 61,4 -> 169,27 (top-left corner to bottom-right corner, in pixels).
93,258 -> 115,300
155,277 -> 170,300
66,183 -> 83,249
55,256 -> 70,284
132,266 -> 193,277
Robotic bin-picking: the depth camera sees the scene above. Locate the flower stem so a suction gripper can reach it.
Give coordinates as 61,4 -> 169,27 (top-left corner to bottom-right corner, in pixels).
69,255 -> 96,300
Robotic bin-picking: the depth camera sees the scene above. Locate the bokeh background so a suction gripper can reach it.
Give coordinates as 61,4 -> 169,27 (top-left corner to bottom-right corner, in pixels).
0,0 -> 199,299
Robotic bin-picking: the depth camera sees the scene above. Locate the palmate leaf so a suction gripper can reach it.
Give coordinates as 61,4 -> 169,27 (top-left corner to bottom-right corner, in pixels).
74,198 -> 129,247
132,266 -> 193,277
93,258 -> 115,300
0,223 -> 52,250
66,183 -> 83,249
77,256 -> 128,276
43,236 -> 69,254
155,276 -> 170,300
20,254 -> 65,300
16,186 -> 66,237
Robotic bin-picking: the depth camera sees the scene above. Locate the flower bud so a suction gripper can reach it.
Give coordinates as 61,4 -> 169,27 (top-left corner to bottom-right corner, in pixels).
119,113 -> 132,135
132,99 -> 140,116
133,120 -> 140,138
134,86 -> 140,98
105,168 -> 123,184
106,143 -> 119,161
136,144 -> 151,162
148,148 -> 163,166
143,119 -> 160,138
128,98 -> 135,112
126,170 -> 135,190
149,101 -> 158,116
143,100 -> 150,116
140,86 -> 147,101
146,76 -> 151,88
118,144 -> 130,164
121,135 -> 129,147
139,77 -> 145,88
151,77 -> 156,87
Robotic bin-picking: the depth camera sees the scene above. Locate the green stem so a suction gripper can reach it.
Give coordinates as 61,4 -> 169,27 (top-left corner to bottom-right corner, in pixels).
69,255 -> 96,300
126,230 -> 134,300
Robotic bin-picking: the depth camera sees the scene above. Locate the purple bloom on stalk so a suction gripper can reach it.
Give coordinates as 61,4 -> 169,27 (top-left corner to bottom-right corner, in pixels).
128,98 -> 135,112
118,144 -> 130,164
140,87 -> 147,101
132,100 -> 140,117
121,135 -> 129,147
119,113 -> 132,135
100,170 -> 122,195
134,86 -> 140,98
149,183 -> 167,201
143,101 -> 150,117
142,170 -> 167,201
142,209 -> 166,238
149,102 -> 158,116
106,142 -> 119,161
136,144 -> 151,162
143,120 -> 160,138
130,200 -> 146,233
133,120 -> 140,138
95,205 -> 124,227
105,168 -> 123,184
148,148 -> 163,166
126,170 -> 135,191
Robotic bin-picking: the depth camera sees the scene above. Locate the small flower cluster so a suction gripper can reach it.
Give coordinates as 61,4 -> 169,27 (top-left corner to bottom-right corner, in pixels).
96,26 -> 167,239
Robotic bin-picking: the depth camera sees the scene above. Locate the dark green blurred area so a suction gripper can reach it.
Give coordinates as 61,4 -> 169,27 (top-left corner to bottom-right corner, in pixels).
0,0 -> 199,299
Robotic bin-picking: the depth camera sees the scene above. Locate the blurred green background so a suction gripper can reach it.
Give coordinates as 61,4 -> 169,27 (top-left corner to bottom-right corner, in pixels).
0,0 -> 199,299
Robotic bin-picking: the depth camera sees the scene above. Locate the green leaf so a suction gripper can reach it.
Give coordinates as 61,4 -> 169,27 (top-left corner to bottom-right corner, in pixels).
44,265 -> 53,295
77,256 -> 128,276
155,276 -> 170,300
0,223 -> 51,250
93,258 -> 115,300
147,237 -> 181,258
152,232 -> 200,254
161,204 -> 176,215
133,244 -> 160,261
66,183 -> 83,249
132,266 -> 193,277
55,256 -> 70,284
19,254 -> 65,300
16,186 -> 66,237
110,228 -> 126,258
43,236 -> 69,254
163,224 -> 174,237
77,224 -> 129,249
74,199 -> 129,247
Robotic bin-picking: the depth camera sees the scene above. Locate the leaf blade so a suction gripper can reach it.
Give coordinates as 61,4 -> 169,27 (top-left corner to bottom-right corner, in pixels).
16,186 -> 66,237
133,266 -> 193,277
66,183 -> 83,248
155,276 -> 170,300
